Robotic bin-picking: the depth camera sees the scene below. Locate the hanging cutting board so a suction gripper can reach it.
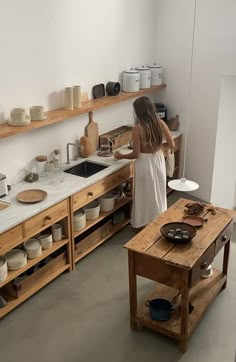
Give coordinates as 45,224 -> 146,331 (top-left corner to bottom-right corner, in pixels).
86,111 -> 99,153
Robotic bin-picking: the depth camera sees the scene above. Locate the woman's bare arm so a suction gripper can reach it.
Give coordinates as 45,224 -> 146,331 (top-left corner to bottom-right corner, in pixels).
160,119 -> 175,149
114,125 -> 140,160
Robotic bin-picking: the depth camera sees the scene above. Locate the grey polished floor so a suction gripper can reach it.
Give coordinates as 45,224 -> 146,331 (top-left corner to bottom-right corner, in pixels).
0,193 -> 235,362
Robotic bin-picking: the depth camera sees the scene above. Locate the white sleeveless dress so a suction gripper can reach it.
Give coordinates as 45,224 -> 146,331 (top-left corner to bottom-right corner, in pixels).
131,149 -> 167,228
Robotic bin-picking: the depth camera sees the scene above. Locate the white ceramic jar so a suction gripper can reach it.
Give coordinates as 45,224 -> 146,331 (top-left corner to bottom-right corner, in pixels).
148,63 -> 163,86
122,69 -> 140,92
136,66 -> 151,89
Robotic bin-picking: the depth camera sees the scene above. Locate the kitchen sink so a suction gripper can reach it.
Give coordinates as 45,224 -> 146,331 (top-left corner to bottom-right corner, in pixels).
63,161 -> 109,178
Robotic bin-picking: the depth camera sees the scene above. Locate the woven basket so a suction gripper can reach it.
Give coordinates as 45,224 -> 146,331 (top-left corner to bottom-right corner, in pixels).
166,115 -> 179,131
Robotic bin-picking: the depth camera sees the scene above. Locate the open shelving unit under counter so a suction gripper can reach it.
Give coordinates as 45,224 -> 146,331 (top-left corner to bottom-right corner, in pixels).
0,85 -> 166,140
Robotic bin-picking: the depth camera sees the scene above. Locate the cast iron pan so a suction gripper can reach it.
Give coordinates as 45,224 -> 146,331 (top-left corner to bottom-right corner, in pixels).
92,84 -> 105,99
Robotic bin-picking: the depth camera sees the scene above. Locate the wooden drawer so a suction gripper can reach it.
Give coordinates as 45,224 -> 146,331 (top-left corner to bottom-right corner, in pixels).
173,135 -> 182,152
105,164 -> 133,190
72,179 -> 105,211
215,222 -> 233,255
24,199 -> 68,238
0,225 -> 24,255
190,243 -> 215,286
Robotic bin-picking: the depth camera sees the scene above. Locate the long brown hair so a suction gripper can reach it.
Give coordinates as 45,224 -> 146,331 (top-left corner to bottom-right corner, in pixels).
133,96 -> 163,152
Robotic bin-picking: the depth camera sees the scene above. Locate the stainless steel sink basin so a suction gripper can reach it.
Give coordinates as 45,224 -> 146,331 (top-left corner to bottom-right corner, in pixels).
63,161 -> 109,178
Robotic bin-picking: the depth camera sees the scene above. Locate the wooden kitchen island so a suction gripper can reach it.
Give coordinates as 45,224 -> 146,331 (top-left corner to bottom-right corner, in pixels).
124,198 -> 234,352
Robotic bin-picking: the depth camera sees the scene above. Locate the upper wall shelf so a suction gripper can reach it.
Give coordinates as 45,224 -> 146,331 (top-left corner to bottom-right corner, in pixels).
0,84 -> 166,140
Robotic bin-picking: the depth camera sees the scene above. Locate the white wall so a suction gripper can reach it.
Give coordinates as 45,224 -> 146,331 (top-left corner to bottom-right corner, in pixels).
211,76 -> 236,209
154,0 -> 236,202
0,0 -> 157,184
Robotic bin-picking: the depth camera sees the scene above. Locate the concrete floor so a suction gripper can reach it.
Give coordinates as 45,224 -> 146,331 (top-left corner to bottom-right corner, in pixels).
0,193 -> 236,362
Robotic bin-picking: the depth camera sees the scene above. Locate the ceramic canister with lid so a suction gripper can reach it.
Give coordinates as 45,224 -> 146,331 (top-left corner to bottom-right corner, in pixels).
148,63 -> 163,86
122,69 -> 140,92
136,66 -> 151,89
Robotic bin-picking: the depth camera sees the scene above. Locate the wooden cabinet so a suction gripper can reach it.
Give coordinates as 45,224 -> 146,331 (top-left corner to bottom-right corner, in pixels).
0,199 -> 72,319
0,163 -> 134,317
71,163 -> 134,266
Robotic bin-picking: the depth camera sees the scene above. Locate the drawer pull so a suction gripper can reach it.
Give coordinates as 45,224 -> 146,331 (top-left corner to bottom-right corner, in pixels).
119,175 -> 124,179
0,244 -> 2,249
221,235 -> 228,242
43,215 -> 52,225
201,261 -> 207,269
88,192 -> 93,197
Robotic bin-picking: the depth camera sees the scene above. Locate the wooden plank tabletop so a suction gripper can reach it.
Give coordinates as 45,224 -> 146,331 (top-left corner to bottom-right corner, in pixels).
124,198 -> 233,269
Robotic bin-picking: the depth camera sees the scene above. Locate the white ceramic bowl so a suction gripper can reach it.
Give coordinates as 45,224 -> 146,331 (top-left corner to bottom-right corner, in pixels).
73,210 -> 86,230
39,234 -> 53,249
83,200 -> 100,220
99,193 -> 116,212
24,239 -> 42,258
0,256 -> 8,282
201,264 -> 213,278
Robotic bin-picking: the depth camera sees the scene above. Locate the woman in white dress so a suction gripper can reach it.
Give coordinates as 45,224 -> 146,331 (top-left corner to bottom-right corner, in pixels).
114,96 -> 175,230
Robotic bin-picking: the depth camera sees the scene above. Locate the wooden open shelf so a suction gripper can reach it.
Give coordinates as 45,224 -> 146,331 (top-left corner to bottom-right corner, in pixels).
0,238 -> 69,288
75,217 -> 130,263
73,197 -> 132,238
0,263 -> 70,318
136,269 -> 226,340
0,85 -> 166,140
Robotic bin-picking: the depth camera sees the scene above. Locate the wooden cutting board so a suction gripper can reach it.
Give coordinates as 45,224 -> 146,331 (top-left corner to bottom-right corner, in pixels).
80,136 -> 92,157
0,201 -> 11,210
86,111 -> 99,153
16,189 -> 47,204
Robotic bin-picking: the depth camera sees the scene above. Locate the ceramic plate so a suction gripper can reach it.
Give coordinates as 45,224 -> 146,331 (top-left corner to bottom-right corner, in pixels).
8,116 -> 31,126
31,116 -> 47,121
182,215 -> 205,227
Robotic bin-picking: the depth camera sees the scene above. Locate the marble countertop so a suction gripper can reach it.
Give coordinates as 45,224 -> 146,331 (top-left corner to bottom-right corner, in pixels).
0,131 -> 182,234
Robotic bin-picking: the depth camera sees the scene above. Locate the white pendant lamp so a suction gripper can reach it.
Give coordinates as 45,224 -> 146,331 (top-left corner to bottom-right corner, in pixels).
168,0 -> 199,192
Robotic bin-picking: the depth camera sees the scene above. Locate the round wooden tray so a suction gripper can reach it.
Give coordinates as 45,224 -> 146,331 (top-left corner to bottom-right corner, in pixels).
16,189 -> 47,204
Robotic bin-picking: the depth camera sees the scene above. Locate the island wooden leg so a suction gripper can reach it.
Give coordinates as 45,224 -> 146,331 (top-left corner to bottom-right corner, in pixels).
222,240 -> 230,289
128,250 -> 138,330
179,270 -> 189,353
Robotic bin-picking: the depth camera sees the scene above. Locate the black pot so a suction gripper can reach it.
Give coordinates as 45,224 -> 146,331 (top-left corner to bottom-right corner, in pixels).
106,82 -> 121,96
145,299 -> 174,321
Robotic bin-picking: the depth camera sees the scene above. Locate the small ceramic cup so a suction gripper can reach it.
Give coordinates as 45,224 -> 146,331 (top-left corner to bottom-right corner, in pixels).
30,106 -> 45,120
10,108 -> 26,123
64,87 -> 73,110
52,224 -> 62,242
39,233 -> 53,249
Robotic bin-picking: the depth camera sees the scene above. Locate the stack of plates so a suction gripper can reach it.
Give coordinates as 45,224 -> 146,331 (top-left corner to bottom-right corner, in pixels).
24,239 -> 42,259
5,249 -> 27,270
73,209 -> 86,231
0,256 -> 8,282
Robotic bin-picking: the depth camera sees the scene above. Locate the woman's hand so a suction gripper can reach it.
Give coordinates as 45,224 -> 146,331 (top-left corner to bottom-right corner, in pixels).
114,151 -> 123,160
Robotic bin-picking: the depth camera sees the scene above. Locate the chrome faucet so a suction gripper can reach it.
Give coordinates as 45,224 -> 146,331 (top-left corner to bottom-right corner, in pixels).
66,142 -> 77,164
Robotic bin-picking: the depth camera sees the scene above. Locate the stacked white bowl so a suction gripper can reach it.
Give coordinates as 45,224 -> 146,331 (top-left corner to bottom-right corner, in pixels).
5,249 -> 27,270
24,239 -> 42,259
73,209 -> 86,231
83,200 -> 100,220
29,106 -> 46,121
99,193 -> 116,212
9,108 -> 31,126
39,234 -> 53,249
0,256 -> 8,282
